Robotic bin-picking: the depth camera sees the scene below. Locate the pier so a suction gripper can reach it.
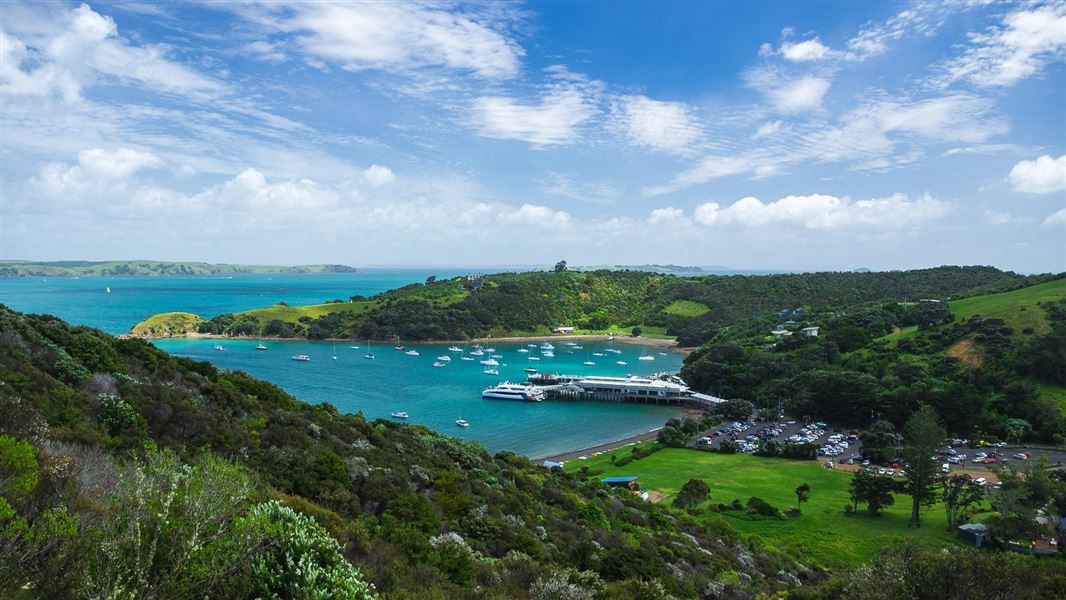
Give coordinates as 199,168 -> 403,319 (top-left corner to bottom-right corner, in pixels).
526,373 -> 725,408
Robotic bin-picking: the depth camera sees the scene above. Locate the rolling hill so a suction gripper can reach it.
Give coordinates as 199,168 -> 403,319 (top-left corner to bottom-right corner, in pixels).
0,260 -> 357,277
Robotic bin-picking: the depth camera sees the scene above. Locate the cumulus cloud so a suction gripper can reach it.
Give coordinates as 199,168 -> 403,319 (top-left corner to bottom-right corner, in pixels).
692,193 -> 950,230
611,95 -> 703,155
647,207 -> 688,226
362,164 -> 396,186
1042,208 -> 1066,228
936,3 -> 1066,87
1007,155 -> 1066,194
33,147 -> 163,196
761,36 -> 835,62
241,2 -> 524,79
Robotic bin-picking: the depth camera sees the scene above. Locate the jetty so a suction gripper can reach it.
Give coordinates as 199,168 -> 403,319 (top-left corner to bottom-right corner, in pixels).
525,373 -> 724,408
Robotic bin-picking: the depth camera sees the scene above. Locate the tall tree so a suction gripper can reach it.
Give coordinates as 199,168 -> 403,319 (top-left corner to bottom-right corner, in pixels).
553,260 -> 568,272
794,483 -> 811,512
901,405 -> 946,527
942,475 -> 985,532
672,478 -> 710,512
859,420 -> 898,464
848,469 -> 897,515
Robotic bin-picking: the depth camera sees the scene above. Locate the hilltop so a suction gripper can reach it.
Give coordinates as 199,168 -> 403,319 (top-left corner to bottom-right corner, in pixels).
132,266 -> 1036,346
0,259 -> 358,278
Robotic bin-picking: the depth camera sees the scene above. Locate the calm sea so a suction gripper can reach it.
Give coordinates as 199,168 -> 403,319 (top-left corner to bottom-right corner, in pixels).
0,271 -> 684,457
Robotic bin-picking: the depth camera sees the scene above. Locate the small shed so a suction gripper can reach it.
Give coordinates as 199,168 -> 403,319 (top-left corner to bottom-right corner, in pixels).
957,523 -> 990,548
601,476 -> 640,491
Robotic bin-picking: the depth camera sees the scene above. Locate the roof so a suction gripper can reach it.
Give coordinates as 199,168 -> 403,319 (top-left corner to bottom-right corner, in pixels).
601,476 -> 638,483
542,460 -> 563,468
958,523 -> 989,532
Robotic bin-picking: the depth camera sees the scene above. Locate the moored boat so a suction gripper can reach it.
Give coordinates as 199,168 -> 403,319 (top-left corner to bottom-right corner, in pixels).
482,383 -> 543,402
291,354 -> 311,361
390,411 -> 409,419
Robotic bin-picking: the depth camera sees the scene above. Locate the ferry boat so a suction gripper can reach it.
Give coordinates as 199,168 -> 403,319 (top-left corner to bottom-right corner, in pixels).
448,346 -> 463,352
483,368 -> 499,375
213,344 -> 224,351
432,361 -> 447,367
291,354 -> 311,361
404,349 -> 420,356
480,358 -> 499,366
390,411 -> 409,419
436,355 -> 451,362
482,383 -> 543,402
455,419 -> 470,427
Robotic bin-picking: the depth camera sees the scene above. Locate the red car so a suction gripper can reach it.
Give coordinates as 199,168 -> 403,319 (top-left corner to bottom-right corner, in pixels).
984,457 -> 996,464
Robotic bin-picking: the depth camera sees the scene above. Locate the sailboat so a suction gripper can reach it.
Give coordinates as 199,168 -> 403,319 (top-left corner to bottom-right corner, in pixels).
256,339 -> 267,350
638,343 -> 655,361
583,351 -> 595,366
105,287 -> 111,294
332,344 -> 338,360
460,346 -> 474,361
363,339 -> 375,360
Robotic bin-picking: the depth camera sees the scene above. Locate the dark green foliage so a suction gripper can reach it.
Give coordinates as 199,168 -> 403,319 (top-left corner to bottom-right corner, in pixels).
672,478 -> 710,512
901,405 -> 946,527
859,421 -> 898,464
746,496 -> 781,518
848,470 -> 897,516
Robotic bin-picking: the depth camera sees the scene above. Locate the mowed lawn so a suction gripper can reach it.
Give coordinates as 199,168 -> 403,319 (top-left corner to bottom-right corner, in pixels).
568,446 -> 969,569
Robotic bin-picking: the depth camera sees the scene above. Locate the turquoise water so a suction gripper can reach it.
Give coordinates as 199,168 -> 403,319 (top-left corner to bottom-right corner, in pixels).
2,271 -> 684,457
155,337 -> 683,458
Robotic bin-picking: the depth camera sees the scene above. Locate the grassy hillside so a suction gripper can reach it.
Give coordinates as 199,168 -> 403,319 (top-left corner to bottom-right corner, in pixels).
128,311 -> 205,337
566,445 -> 974,569
0,259 -> 357,277
136,266 -> 1037,344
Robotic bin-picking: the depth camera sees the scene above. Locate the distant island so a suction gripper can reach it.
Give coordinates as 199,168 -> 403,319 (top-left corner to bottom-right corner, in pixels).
0,260 -> 358,278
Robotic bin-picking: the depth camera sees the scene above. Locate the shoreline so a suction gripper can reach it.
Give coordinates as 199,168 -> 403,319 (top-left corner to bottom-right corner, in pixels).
135,331 -> 689,351
534,407 -> 702,462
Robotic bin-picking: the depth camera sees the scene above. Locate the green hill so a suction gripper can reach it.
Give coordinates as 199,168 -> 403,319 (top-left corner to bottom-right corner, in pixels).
129,311 -> 205,337
136,266 -> 1036,345
0,259 -> 357,277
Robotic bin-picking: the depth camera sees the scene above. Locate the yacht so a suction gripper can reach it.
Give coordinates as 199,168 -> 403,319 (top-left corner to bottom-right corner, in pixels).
638,343 -> 654,361
541,351 -> 554,358
528,355 -> 540,361
469,349 -> 485,356
332,344 -> 338,360
432,361 -> 447,368
256,341 -> 267,350
606,333 -> 616,340
527,344 -> 537,347
490,354 -> 503,359
524,367 -> 538,373
436,355 -> 451,362
483,368 -> 499,375
455,419 -> 470,427
448,346 -> 463,352
461,354 -> 475,361
480,358 -> 499,366
605,348 -> 622,354
616,360 -> 628,366
592,352 -> 605,357
364,340 -> 375,360
404,349 -> 420,356
106,287 -> 111,294
517,348 -> 529,354
390,411 -> 409,419
483,347 -> 496,353
565,342 -> 578,347
540,342 -> 555,350
291,354 -> 311,361
213,344 -> 225,351
583,360 -> 595,366
482,383 -> 543,402
658,352 -> 668,356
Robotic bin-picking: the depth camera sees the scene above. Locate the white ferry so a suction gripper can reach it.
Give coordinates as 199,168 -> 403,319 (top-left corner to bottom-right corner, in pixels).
482,383 -> 543,402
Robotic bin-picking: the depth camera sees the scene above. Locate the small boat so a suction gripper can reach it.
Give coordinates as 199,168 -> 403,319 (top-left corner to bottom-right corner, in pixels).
364,339 -> 375,360
332,344 -> 338,360
484,347 -> 496,353
606,333 -> 616,340
461,356 -> 475,361
448,346 -> 463,352
583,361 -> 595,366
292,354 -> 311,361
213,344 -> 225,351
469,349 -> 485,356
490,354 -> 503,358
456,419 -> 470,427
404,349 -> 420,356
527,344 -> 537,348
106,287 -> 111,293
390,411 -> 409,419
483,368 -> 499,375
616,360 -> 628,366
517,348 -> 529,354
528,356 -> 540,361
542,351 -> 554,358
437,355 -> 451,362
480,358 -> 499,366
433,361 -> 447,367
524,367 -> 538,373
593,352 -> 605,357
658,352 -> 667,356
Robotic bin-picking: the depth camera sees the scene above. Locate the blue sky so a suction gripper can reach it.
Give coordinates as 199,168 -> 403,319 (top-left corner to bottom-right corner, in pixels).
1,1 -> 1064,271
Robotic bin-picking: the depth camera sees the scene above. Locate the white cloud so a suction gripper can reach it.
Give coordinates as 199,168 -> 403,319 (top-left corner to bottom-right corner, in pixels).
611,95 -> 702,155
243,40 -> 287,64
644,155 -> 770,195
647,207 -> 688,226
541,172 -> 621,205
244,2 -> 524,79
747,68 -> 831,113
983,210 -> 1012,225
497,204 -> 572,228
846,6 -> 944,59
781,38 -> 833,61
1007,154 -> 1066,194
1042,208 -> 1066,228
470,84 -> 597,146
937,3 -> 1066,87
33,147 -> 162,196
753,120 -> 784,139
693,193 -> 950,230
362,164 -> 396,186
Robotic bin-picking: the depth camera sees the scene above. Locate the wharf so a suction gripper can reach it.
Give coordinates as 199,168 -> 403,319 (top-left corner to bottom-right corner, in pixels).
526,373 -> 724,408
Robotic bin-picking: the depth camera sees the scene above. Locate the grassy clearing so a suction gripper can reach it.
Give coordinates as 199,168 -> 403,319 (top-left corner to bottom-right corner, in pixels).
567,446 -> 972,569
880,278 -> 1066,345
1038,383 -> 1066,417
130,312 -> 205,336
237,301 -> 379,323
662,300 -> 711,318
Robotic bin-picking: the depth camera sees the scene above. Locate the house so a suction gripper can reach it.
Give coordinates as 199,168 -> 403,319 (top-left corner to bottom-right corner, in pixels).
801,326 -> 820,337
957,523 -> 990,548
553,326 -> 575,334
601,476 -> 640,491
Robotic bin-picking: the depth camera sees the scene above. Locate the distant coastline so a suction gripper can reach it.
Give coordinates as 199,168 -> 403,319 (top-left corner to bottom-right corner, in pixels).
0,260 -> 358,278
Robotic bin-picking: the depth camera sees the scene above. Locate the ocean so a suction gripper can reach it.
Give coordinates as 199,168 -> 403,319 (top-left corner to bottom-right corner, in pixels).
0,270 -> 685,457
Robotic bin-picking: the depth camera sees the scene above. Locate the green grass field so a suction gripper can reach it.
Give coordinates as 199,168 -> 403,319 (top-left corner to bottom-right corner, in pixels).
130,312 -> 205,336
662,300 -> 711,318
236,300 -> 380,323
880,278 -> 1066,345
1038,383 -> 1066,417
568,446 -> 974,569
